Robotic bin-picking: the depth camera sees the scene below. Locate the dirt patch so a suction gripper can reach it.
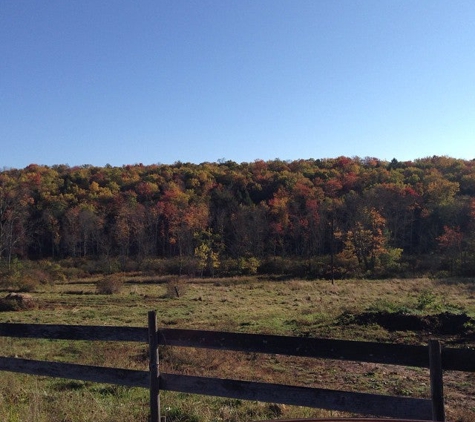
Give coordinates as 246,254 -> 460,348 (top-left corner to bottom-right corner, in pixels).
342,310 -> 474,335
0,292 -> 38,311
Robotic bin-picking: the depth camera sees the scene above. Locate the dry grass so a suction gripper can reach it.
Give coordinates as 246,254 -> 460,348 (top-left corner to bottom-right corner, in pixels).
0,275 -> 474,421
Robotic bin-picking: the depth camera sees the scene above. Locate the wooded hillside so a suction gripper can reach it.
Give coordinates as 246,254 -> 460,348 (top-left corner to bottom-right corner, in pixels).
1,156 -> 475,278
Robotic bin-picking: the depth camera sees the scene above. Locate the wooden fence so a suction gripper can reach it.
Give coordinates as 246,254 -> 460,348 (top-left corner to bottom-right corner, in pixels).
1,310 -> 474,421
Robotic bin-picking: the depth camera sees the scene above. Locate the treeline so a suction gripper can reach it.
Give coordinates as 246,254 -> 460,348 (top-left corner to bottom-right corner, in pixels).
1,156 -> 475,279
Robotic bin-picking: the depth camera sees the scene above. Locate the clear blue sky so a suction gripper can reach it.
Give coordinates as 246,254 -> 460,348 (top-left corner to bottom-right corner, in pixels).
1,0 -> 474,169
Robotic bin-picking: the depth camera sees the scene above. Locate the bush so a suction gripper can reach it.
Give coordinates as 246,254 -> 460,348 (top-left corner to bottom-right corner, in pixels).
219,257 -> 261,276
163,257 -> 199,277
16,275 -> 40,292
140,258 -> 168,274
376,248 -> 404,278
0,259 -> 57,292
37,260 -> 67,283
238,256 -> 260,275
416,290 -> 442,312
165,277 -> 188,298
262,256 -> 323,277
96,275 -> 124,294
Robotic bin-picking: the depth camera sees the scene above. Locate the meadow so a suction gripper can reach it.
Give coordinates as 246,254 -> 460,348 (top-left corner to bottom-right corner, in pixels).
1,274 -> 474,422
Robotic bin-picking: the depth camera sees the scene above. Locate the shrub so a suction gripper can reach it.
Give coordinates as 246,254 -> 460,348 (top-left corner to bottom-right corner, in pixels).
238,256 -> 260,275
16,275 -> 40,292
0,259 -> 56,292
416,290 -> 442,312
140,258 -> 168,274
37,260 -> 67,283
96,275 -> 123,294
219,257 -> 261,276
164,257 -> 199,277
376,247 -> 404,278
165,277 -> 188,299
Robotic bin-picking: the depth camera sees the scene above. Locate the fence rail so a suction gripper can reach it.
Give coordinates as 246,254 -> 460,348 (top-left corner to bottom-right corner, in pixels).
0,357 -> 149,388
0,322 -> 148,342
1,311 -> 474,421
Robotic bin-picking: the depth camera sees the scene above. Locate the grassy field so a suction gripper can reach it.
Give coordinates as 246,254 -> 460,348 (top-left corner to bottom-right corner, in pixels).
1,274 -> 475,421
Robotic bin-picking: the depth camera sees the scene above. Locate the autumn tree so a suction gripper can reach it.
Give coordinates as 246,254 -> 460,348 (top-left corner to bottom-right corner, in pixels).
62,205 -> 103,258
267,187 -> 290,256
437,225 -> 464,275
0,173 -> 33,267
336,207 -> 389,275
0,156 -> 474,279
230,203 -> 267,259
365,183 -> 419,251
157,183 -> 208,273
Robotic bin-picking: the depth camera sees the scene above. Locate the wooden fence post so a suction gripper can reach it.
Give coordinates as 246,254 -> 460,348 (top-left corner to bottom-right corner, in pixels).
429,340 -> 445,421
148,311 -> 160,422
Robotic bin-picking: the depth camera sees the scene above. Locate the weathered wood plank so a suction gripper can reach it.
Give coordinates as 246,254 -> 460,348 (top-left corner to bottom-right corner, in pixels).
158,329 -> 430,368
3,323 -> 474,372
0,323 -> 148,342
160,372 -> 433,420
258,419 -> 432,422
148,311 -> 160,422
442,347 -> 475,372
0,357 -> 149,388
429,340 -> 446,421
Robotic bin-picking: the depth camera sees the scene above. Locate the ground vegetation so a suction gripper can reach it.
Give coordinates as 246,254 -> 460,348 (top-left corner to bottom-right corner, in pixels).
0,275 -> 474,421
